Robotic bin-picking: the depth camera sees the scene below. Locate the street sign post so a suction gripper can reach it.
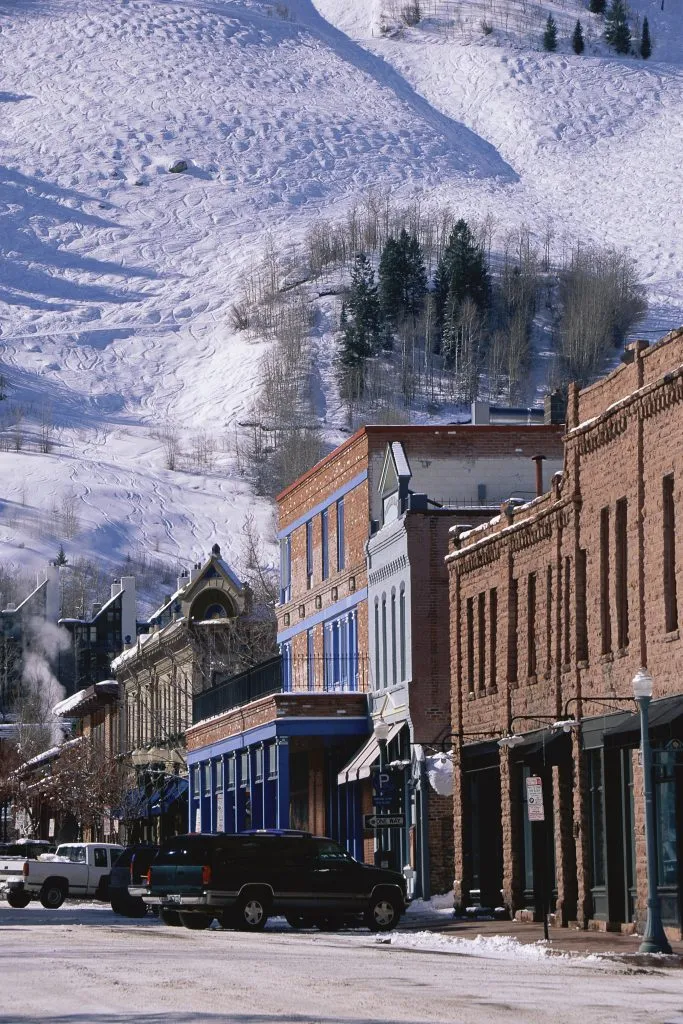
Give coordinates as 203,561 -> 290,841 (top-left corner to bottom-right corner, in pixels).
526,774 -> 549,940
363,814 -> 405,829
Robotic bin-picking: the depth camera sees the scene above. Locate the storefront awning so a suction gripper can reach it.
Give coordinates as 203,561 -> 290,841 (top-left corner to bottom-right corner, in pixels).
150,776 -> 189,816
603,694 -> 683,746
337,722 -> 404,784
512,728 -> 570,762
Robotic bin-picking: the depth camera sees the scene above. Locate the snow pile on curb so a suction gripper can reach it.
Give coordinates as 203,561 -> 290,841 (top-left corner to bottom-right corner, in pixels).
386,930 -> 571,962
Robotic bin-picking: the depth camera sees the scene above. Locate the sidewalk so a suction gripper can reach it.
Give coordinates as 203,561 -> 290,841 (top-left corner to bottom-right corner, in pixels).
401,907 -> 683,963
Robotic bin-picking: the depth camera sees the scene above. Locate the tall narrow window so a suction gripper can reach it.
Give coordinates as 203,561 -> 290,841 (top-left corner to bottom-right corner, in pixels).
477,592 -> 486,692
576,548 -> 588,662
663,474 -> 679,633
600,507 -> 612,654
507,578 -> 518,683
563,557 -> 571,665
381,595 -> 388,688
527,573 -> 537,677
489,588 -> 497,690
336,498 -> 345,572
399,586 -> 406,682
321,509 -> 329,581
279,535 -> 291,604
615,498 -> 629,649
307,628 -> 315,690
306,520 -> 313,589
545,566 -> 553,674
466,597 -> 475,689
374,600 -> 380,690
281,641 -> 292,691
391,592 -> 397,686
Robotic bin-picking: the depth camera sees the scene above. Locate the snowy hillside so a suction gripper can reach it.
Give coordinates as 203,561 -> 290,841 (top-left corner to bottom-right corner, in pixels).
0,0 -> 681,591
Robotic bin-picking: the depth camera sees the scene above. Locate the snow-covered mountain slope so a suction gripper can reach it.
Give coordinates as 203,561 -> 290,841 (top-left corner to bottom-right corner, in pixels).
0,0 -> 681,587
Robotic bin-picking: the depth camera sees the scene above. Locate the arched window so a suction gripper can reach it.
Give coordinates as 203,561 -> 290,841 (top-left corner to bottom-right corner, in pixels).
381,594 -> 388,688
399,586 -> 406,682
391,590 -> 397,686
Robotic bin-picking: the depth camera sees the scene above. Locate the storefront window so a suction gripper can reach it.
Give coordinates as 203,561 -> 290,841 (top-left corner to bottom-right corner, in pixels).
655,750 -> 678,887
588,749 -> 606,888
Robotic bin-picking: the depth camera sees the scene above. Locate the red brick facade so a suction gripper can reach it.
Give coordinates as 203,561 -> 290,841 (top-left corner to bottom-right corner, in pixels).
447,329 -> 683,937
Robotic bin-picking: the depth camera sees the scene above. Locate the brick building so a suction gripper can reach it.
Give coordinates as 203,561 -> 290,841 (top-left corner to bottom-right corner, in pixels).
187,422 -> 564,883
447,328 -> 683,939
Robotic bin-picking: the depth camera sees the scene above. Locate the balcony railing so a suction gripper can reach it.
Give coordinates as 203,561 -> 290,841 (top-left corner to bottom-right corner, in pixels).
284,655 -> 370,695
192,654 -> 369,724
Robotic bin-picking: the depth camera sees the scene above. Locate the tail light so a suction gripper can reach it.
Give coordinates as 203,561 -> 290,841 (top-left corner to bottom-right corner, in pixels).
201,864 -> 212,886
23,861 -> 29,879
145,867 -> 152,886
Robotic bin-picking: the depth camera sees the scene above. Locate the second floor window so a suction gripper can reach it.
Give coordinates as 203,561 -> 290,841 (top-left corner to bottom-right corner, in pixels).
306,519 -> 313,588
336,498 -> 345,571
321,509 -> 329,580
280,536 -> 291,604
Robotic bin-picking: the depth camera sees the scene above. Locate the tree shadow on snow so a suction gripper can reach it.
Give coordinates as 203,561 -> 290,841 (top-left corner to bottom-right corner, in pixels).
0,166 -> 159,311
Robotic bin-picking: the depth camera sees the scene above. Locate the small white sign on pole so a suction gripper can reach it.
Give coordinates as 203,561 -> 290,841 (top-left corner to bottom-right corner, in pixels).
194,808 -> 202,833
216,792 -> 224,832
48,818 -> 56,838
526,776 -> 545,822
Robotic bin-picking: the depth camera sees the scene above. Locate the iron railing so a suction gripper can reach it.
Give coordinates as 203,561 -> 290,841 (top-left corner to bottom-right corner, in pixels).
192,654 -> 369,723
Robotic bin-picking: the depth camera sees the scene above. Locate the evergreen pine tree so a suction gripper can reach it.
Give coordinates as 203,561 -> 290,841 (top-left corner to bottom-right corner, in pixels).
55,544 -> 68,566
604,0 -> 631,54
572,19 -> 585,54
640,16 -> 651,58
543,13 -> 558,51
434,219 -> 489,336
337,253 -> 381,397
378,230 -> 427,327
588,0 -> 606,13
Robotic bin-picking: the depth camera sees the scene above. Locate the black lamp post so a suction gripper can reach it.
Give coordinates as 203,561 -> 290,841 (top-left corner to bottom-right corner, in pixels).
633,668 -> 672,955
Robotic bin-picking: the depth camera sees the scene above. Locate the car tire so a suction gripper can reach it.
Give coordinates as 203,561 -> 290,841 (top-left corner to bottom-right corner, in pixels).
39,881 -> 66,909
180,913 -> 212,930
6,890 -> 31,909
235,892 -> 269,931
160,909 -> 183,927
365,894 -> 401,932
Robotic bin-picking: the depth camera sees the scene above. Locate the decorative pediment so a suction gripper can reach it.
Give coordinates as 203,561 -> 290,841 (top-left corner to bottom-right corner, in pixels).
378,442 -> 411,525
179,545 -> 246,621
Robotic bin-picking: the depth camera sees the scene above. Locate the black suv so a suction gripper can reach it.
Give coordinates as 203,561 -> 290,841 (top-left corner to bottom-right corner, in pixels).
110,845 -> 159,917
133,830 -> 407,932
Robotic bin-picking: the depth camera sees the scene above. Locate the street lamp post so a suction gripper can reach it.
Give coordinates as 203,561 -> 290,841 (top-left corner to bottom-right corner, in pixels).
632,669 -> 672,955
374,718 -> 390,869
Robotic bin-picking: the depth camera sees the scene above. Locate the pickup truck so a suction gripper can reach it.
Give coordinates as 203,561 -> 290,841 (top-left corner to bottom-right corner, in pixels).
1,842 -> 123,909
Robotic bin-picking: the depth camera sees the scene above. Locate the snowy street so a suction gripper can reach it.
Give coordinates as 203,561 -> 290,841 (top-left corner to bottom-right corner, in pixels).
1,903 -> 682,1024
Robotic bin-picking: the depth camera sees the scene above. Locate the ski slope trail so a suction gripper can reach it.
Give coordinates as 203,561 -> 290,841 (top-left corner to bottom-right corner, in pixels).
0,0 -> 511,580
0,0 -> 681,585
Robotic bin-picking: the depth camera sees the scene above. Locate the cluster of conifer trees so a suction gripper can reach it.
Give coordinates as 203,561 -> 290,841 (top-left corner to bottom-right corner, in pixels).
543,1 -> 651,58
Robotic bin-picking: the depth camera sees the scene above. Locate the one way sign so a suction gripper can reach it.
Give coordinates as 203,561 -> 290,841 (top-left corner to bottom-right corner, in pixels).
363,814 -> 405,829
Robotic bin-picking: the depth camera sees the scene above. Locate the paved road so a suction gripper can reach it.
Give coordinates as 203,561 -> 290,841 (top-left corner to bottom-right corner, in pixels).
0,903 -> 682,1024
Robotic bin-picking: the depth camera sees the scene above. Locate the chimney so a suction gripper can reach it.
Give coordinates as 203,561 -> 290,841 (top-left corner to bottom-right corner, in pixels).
471,401 -> 490,426
532,455 -> 545,497
544,389 -> 567,425
177,569 -> 190,592
91,602 -> 102,619
45,562 -> 61,622
190,561 -> 202,583
119,577 -> 137,650
111,579 -> 122,600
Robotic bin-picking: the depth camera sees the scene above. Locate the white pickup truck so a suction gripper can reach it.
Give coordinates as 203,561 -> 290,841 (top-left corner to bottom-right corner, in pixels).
2,842 -> 123,909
